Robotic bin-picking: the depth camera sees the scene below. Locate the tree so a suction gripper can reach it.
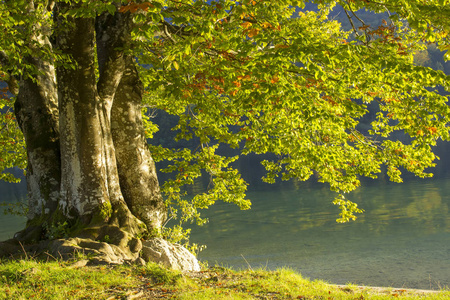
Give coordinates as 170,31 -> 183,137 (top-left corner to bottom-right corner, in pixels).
0,0 -> 449,254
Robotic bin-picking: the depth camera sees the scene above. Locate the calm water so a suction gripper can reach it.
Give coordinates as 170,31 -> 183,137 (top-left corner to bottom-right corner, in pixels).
1,168 -> 449,290
0,178 -> 26,241
188,176 -> 450,290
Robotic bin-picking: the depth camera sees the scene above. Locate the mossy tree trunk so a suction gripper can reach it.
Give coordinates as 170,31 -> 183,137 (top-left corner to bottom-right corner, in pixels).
12,2 -> 166,244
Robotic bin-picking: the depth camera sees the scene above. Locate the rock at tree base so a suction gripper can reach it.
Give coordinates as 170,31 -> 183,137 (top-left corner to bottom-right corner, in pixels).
141,238 -> 201,272
0,236 -> 200,273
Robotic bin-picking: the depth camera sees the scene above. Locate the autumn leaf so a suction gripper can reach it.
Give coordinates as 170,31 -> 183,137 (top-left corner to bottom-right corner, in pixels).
261,22 -> 272,29
241,22 -> 252,29
427,127 -> 438,134
247,28 -> 260,37
270,76 -> 279,84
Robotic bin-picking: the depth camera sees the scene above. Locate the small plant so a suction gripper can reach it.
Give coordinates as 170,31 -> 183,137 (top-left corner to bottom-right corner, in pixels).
102,235 -> 110,243
140,262 -> 181,284
43,221 -> 69,239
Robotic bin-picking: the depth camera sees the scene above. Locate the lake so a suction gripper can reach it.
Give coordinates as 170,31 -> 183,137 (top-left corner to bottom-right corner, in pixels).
189,177 -> 450,290
1,157 -> 449,290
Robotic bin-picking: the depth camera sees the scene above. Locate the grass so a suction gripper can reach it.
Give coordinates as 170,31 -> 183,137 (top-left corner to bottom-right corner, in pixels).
0,258 -> 449,299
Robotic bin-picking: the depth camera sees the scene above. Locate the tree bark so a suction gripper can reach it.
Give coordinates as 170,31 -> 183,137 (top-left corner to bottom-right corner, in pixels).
112,56 -> 167,230
14,74 -> 60,221
10,2 -> 167,244
95,8 -> 167,231
13,1 -> 60,224
54,5 -> 144,236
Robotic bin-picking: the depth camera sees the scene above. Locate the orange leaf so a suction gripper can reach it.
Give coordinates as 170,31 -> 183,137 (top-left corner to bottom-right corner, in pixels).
427,126 -> 438,134
247,28 -> 260,37
237,75 -> 251,81
119,5 -> 130,12
261,22 -> 272,29
270,76 -> 279,84
241,22 -> 252,29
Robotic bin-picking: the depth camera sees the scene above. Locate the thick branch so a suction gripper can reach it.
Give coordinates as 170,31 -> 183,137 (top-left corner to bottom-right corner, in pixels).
96,9 -> 133,104
111,56 -> 167,230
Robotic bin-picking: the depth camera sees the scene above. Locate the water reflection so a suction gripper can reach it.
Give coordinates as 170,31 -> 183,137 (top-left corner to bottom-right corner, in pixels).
0,179 -> 27,240
189,177 -> 450,290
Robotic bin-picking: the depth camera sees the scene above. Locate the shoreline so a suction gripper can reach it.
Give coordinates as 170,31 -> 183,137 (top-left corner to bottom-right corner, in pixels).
333,284 -> 443,295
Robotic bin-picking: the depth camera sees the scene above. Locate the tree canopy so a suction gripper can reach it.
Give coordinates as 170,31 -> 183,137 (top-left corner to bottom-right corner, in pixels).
0,0 -> 449,245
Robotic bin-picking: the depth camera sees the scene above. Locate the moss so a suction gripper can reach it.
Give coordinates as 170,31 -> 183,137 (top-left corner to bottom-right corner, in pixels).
99,201 -> 113,220
87,201 -> 113,226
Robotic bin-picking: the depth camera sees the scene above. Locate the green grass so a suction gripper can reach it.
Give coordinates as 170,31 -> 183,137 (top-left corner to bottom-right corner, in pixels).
0,258 -> 448,299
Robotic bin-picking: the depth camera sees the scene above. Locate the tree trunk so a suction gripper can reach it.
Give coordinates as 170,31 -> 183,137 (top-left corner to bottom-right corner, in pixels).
8,2 -> 167,252
14,74 -> 60,222
1,2 -> 197,269
13,1 -> 60,229
112,56 -> 167,231
55,5 -> 145,236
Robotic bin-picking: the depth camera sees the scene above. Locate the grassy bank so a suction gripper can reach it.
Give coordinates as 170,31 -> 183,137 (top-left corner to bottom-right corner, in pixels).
0,257 -> 448,299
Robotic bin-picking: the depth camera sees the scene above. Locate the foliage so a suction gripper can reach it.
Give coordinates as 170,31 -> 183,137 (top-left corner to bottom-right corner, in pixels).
43,221 -> 70,240
136,0 -> 450,223
0,200 -> 28,217
162,224 -> 207,255
0,81 -> 25,183
0,0 -> 449,226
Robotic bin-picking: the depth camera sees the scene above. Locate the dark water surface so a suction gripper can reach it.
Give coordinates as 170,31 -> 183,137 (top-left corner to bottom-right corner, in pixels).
0,179 -> 26,241
1,168 -> 449,290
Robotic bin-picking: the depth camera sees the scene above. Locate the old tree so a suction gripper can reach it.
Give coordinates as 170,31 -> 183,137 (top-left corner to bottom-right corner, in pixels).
0,0 -> 449,263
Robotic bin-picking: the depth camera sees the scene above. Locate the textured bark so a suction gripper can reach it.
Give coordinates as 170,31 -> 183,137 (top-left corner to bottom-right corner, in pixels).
10,2 -> 167,243
13,2 -> 60,221
112,56 -> 167,230
2,1 -> 197,270
15,75 -> 60,221
55,7 -> 135,230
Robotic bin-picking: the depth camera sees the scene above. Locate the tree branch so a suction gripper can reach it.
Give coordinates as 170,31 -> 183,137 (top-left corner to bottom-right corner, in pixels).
96,8 -> 134,103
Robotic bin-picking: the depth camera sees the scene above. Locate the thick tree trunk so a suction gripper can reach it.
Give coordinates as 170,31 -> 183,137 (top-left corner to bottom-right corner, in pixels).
112,56 -> 167,230
13,1 -> 60,226
2,1 -> 195,269
14,73 -> 60,221
55,6 -> 144,235
11,2 -> 167,245
95,9 -> 167,231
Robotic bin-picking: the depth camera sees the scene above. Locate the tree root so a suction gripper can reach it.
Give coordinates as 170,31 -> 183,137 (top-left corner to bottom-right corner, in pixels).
0,225 -> 200,272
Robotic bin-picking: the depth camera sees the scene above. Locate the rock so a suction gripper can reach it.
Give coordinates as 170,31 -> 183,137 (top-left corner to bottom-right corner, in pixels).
128,237 -> 142,253
133,257 -> 146,266
141,238 -> 201,272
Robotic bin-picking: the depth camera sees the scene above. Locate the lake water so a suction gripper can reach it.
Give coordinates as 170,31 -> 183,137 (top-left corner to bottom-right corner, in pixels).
1,160 -> 449,290
0,178 -> 26,241
188,177 -> 450,290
